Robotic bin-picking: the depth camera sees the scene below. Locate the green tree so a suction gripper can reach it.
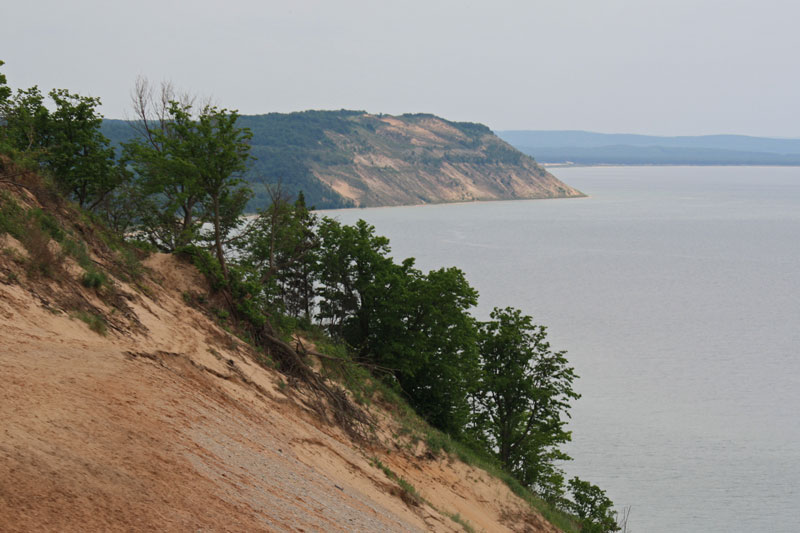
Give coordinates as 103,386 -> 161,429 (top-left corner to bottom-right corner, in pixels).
0,60 -> 14,152
123,100 -> 252,276
392,266 -> 479,435
171,102 -> 251,278
315,218 -> 393,339
354,261 -> 478,435
94,179 -> 139,234
567,477 -> 620,533
472,307 -> 580,495
0,85 -> 50,155
315,218 -> 479,434
121,80 -> 202,251
45,89 -> 121,209
0,65 -> 121,209
0,60 -> 9,105
239,186 -> 319,318
277,191 -> 319,320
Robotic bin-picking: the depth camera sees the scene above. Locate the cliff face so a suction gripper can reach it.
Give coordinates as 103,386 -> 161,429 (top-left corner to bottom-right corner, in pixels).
229,111 -> 583,210
307,114 -> 584,208
0,174 -> 561,532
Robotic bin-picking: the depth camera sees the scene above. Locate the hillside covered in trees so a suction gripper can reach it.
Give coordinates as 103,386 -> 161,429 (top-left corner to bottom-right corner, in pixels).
104,110 -> 584,210
1,62 -> 620,532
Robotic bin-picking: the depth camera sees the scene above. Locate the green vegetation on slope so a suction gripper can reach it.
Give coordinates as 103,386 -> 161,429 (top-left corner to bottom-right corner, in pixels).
237,110 -> 362,209
1,60 -> 619,532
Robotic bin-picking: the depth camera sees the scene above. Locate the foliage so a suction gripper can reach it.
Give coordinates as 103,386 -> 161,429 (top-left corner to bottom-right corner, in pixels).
400,112 -> 491,140
238,188 -> 319,317
387,266 -> 479,435
451,120 -> 491,138
483,141 -> 523,164
44,89 -> 123,209
179,245 -> 266,328
22,219 -> 59,278
81,269 -> 107,289
0,194 -> 61,278
0,85 -> 50,154
93,178 -> 142,234
122,101 -> 252,265
202,110 -> 360,210
61,237 -> 92,269
446,513 -> 476,533
169,102 -> 252,276
471,307 -> 580,498
311,334 -> 378,406
0,60 -> 9,108
567,477 -> 620,533
315,217 -> 392,340
313,217 -> 480,435
370,457 -> 422,506
28,207 -> 65,242
0,64 -> 122,210
74,311 -> 107,336
0,190 -> 25,238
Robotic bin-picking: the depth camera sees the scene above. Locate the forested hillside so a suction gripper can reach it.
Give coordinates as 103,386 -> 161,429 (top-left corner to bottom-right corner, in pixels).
104,111 -> 583,210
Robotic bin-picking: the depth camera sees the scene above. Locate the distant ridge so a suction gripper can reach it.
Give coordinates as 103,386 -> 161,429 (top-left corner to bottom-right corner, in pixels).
104,112 -> 584,210
496,130 -> 800,165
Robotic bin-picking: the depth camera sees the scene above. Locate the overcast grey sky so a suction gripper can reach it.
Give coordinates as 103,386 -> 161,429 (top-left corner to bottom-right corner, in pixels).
2,0 -> 798,136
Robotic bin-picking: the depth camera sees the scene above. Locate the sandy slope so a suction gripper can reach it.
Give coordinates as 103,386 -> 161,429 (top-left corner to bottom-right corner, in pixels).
0,251 -> 557,532
316,114 -> 585,208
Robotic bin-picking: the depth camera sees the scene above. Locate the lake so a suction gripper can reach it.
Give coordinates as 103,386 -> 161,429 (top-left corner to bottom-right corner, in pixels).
320,166 -> 800,533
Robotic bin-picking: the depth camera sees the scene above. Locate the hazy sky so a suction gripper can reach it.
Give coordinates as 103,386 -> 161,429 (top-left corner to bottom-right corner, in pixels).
3,0 -> 799,136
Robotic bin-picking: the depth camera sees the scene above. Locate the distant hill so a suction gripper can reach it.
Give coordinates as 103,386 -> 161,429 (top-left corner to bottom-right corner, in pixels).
103,112 -> 584,210
496,130 -> 800,166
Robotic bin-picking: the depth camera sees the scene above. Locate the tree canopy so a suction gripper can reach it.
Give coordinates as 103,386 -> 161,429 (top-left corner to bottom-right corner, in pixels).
0,67 -> 120,210
122,100 -> 252,276
472,307 -> 580,498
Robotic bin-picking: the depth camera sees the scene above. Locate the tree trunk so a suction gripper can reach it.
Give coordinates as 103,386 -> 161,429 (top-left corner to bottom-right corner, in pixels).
212,194 -> 228,280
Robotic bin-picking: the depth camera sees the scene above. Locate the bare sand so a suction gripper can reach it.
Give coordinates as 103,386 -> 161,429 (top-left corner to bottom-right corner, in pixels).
0,251 -> 557,532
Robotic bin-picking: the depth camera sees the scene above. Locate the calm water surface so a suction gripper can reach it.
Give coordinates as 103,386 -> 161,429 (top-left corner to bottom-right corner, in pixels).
321,166 -> 800,533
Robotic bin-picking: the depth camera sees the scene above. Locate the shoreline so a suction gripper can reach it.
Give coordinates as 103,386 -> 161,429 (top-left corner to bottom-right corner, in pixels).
244,192 -> 590,217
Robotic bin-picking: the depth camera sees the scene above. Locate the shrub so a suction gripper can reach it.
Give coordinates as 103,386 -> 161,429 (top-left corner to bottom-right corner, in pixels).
81,269 -> 107,289
447,513 -> 476,533
22,222 -> 59,278
117,246 -> 144,280
29,208 -> 65,242
371,457 -> 422,506
397,477 -> 421,505
567,477 -> 620,533
0,191 -> 25,238
74,311 -> 107,336
58,238 -> 90,269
